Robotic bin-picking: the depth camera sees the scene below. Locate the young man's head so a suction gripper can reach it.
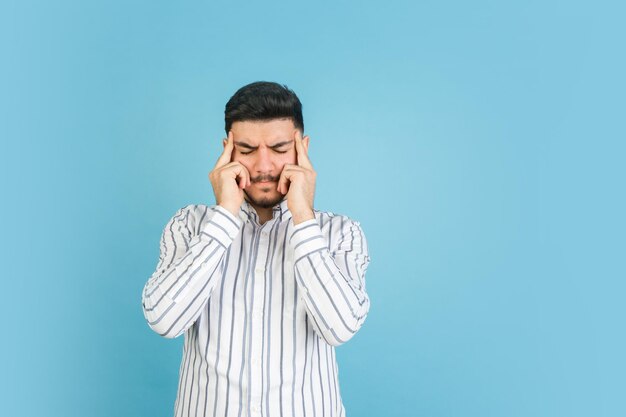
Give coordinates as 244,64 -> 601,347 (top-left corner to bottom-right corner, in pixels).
224,81 -> 309,209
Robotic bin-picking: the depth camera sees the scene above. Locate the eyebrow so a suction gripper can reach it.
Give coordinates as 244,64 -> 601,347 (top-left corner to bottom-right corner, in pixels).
234,139 -> 293,150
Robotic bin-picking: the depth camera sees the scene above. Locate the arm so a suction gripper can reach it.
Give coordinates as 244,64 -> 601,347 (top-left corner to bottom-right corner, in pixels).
289,216 -> 371,346
141,205 -> 242,338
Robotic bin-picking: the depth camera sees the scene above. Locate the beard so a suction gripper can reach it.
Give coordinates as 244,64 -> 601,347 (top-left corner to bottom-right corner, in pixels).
243,181 -> 284,209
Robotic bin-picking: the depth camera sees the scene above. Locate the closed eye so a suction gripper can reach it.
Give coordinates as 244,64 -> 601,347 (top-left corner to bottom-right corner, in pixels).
240,149 -> 288,155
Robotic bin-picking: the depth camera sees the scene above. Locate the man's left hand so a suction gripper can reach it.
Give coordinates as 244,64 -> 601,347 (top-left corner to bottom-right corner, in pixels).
277,131 -> 316,225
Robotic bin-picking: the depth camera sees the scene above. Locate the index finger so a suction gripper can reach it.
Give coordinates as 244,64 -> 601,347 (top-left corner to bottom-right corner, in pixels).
214,130 -> 234,169
294,130 -> 312,169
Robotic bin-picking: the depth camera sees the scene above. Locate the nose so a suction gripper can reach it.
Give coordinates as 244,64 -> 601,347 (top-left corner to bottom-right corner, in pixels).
253,146 -> 274,176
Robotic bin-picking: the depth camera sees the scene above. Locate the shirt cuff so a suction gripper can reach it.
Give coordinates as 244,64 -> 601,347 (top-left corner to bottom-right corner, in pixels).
199,205 -> 243,247
289,218 -> 327,262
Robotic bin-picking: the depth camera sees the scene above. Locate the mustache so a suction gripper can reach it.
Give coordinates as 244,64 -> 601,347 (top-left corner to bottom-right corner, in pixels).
251,175 -> 280,183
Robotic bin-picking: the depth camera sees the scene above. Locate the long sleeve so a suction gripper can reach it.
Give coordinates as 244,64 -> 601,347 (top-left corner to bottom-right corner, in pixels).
142,205 -> 242,338
289,216 -> 371,346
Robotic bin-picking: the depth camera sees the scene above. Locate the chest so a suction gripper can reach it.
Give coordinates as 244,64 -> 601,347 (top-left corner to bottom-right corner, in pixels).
212,221 -> 300,315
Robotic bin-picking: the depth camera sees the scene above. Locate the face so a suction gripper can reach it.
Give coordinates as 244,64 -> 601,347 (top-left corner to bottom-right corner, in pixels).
226,118 -> 309,209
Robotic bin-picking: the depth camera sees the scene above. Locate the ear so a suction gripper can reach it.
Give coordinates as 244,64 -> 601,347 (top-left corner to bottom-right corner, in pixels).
223,138 -> 228,148
303,135 -> 310,152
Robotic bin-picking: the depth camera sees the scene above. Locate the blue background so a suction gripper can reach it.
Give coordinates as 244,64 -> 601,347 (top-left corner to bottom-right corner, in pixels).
1,1 -> 624,416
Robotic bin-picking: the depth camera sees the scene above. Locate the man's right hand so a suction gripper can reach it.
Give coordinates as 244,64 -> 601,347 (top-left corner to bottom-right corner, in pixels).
208,130 -> 250,217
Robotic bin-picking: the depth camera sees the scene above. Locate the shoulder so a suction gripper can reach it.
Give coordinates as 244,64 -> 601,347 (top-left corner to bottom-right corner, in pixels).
168,203 -> 220,236
311,209 -> 369,257
315,208 -> 362,226
314,208 -> 366,239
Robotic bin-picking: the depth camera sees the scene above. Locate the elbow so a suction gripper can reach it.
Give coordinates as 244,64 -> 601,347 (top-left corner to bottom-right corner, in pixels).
157,327 -> 182,339
146,319 -> 184,339
321,316 -> 367,347
317,299 -> 370,347
321,327 -> 358,347
142,300 -> 183,339
330,303 -> 370,347
323,330 -> 348,347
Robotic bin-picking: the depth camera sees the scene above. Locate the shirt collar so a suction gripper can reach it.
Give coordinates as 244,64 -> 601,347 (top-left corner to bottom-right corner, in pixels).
238,197 -> 291,224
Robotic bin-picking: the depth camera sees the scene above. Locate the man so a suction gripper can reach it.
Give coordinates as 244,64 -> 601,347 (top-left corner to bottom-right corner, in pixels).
142,81 -> 371,417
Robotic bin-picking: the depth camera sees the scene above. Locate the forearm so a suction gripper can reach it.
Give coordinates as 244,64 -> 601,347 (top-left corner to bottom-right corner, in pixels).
290,218 -> 371,346
142,206 -> 242,338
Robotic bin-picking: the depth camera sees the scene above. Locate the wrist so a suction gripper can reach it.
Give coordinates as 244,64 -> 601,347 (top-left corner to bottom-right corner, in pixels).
217,202 -> 241,218
291,209 -> 315,225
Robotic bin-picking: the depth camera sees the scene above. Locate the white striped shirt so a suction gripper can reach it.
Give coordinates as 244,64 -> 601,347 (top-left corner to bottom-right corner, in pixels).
141,198 -> 371,417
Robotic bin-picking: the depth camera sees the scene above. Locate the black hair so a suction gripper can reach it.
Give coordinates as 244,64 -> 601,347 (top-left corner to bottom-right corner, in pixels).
224,81 -> 304,134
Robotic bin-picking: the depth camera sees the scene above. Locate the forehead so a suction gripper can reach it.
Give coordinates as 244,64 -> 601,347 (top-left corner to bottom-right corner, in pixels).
231,118 -> 297,144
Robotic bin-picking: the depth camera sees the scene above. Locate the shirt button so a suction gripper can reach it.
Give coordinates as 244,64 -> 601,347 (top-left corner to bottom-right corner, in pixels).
252,405 -> 260,413
255,267 -> 263,275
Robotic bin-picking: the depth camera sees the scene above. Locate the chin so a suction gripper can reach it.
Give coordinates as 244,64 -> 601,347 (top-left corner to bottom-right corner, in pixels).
245,190 -> 283,209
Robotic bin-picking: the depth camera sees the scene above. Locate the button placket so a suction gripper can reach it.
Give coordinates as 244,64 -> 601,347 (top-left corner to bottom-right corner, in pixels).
249,227 -> 268,412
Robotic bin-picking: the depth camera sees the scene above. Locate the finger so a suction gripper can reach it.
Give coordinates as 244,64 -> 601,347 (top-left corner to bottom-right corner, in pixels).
276,170 -> 285,194
277,168 -> 292,195
278,165 -> 304,194
214,130 -> 234,169
237,165 -> 246,189
221,161 -> 250,188
240,164 -> 251,188
294,131 -> 313,169
232,162 -> 251,189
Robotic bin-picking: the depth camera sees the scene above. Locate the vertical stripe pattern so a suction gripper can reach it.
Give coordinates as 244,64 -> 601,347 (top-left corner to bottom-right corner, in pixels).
142,199 -> 371,417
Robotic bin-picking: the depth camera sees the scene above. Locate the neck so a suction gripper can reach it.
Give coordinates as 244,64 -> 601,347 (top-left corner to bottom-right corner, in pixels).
245,199 -> 274,225
255,206 -> 273,225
